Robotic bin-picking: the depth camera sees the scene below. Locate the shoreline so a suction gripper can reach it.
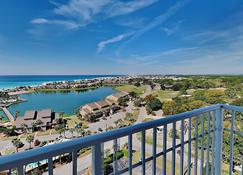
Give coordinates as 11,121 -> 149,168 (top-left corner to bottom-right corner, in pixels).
0,75 -> 122,91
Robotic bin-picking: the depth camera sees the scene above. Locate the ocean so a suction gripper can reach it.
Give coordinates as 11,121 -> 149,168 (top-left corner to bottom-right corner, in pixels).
0,75 -> 120,90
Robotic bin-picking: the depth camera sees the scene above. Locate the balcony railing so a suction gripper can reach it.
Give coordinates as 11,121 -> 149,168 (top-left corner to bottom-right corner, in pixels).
0,104 -> 242,175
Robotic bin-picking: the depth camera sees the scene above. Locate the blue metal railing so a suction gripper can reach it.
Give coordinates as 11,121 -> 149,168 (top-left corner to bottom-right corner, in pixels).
0,104 -> 242,175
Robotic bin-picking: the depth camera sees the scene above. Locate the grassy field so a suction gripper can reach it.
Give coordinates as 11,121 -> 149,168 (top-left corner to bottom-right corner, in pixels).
152,90 -> 179,102
60,114 -> 89,129
114,85 -> 146,95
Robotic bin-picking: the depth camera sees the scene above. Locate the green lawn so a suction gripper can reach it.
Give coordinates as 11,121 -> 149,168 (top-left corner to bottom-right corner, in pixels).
152,90 -> 179,102
61,115 -> 84,128
31,87 -> 97,93
115,85 -> 146,95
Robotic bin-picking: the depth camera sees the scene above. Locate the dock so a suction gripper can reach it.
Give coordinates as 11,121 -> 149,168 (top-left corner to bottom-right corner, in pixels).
1,107 -> 15,122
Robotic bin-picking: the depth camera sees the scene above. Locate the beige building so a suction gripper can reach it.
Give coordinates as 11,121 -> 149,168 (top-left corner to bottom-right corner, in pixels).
105,91 -> 129,103
80,100 -> 121,121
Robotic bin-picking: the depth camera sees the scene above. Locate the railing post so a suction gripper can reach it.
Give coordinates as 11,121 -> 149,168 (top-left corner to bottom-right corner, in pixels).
214,107 -> 223,175
113,139 -> 118,174
92,143 -> 104,175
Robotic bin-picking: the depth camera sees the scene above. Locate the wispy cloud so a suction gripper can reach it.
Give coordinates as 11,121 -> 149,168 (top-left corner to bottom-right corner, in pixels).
162,20 -> 184,36
31,0 -> 158,32
118,0 -> 191,52
31,18 -> 80,30
114,21 -> 243,74
115,47 -> 198,65
97,32 -> 134,53
115,17 -> 146,29
106,0 -> 158,17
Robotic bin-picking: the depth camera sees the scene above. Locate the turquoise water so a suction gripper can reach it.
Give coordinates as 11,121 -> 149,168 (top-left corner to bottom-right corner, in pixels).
0,75 -> 120,90
0,87 -> 116,118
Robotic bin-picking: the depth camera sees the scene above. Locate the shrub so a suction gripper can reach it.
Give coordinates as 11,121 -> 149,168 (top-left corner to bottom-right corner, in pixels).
146,98 -> 162,112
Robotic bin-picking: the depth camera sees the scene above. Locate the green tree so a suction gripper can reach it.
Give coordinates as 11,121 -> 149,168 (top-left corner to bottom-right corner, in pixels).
20,123 -> 28,133
35,119 -> 44,130
163,101 -> 177,115
179,87 -> 187,95
14,111 -> 20,118
26,134 -> 34,149
55,124 -> 65,137
11,138 -> 24,152
225,88 -> 237,98
144,95 -> 156,103
193,90 -> 206,101
118,96 -> 129,107
31,122 -> 37,131
146,98 -> 162,112
129,91 -> 137,99
134,97 -> 143,107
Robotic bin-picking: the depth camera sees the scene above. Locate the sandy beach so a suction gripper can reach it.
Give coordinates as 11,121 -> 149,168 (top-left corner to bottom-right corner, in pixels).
8,90 -> 31,96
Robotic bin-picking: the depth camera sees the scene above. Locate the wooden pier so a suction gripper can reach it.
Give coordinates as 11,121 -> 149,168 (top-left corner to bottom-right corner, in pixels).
1,107 -> 15,122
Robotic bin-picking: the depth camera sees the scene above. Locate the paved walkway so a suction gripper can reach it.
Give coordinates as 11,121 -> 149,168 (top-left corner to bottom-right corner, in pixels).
137,107 -> 147,123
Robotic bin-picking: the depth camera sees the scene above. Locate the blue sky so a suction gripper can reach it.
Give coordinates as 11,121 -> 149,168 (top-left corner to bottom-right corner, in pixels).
0,0 -> 243,75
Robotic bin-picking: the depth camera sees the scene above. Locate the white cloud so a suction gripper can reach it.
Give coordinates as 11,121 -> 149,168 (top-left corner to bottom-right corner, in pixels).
97,32 -> 134,53
106,0 -> 158,17
54,0 -> 111,25
31,18 -> 80,30
31,0 -> 158,31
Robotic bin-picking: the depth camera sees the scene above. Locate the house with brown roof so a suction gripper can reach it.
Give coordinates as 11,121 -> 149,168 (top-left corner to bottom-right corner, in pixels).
23,110 -> 37,120
95,100 -> 110,109
14,109 -> 59,131
106,91 -> 129,103
80,99 -> 121,122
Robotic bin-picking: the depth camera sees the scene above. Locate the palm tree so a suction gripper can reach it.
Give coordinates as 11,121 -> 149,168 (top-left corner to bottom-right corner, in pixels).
31,122 -> 37,131
55,124 -> 65,137
11,137 -> 24,152
76,128 -> 85,137
14,111 -> 20,118
35,119 -> 43,130
20,123 -> 28,133
26,134 -> 34,149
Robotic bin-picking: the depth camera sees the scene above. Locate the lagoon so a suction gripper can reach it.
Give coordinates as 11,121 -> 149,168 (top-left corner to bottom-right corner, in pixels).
0,87 -> 116,118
